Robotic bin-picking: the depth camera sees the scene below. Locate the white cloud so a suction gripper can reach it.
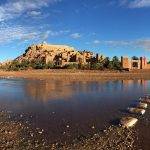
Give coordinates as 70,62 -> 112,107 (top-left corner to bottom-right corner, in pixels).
0,24 -> 40,43
118,0 -> 150,8
135,39 -> 150,50
70,33 -> 82,39
0,23 -> 70,44
91,38 -> 150,50
0,0 -> 62,21
129,0 -> 150,8
39,30 -> 69,40
27,11 -> 42,17
93,40 -> 100,44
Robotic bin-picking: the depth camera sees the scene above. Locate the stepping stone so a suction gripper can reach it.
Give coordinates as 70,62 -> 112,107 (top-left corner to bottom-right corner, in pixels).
136,102 -> 148,109
145,95 -> 150,99
120,117 -> 138,128
127,107 -> 146,115
139,98 -> 150,104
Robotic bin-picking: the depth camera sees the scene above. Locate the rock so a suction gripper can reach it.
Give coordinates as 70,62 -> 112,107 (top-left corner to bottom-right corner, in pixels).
127,107 -> 146,115
144,95 -> 150,99
120,117 -> 138,128
139,97 -> 150,104
136,102 -> 148,109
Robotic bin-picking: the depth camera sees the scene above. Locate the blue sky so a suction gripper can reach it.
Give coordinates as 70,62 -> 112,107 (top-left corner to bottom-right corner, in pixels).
1,0 -> 150,62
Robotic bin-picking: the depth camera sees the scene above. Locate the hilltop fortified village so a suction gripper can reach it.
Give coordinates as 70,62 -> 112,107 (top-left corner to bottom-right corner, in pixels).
16,42 -> 97,66
1,42 -> 150,70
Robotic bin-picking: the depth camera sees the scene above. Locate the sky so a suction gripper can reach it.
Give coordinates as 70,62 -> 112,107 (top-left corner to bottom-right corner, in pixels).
1,0 -> 150,62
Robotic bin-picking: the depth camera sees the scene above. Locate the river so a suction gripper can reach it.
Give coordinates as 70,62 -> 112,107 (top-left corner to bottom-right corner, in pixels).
0,78 -> 149,149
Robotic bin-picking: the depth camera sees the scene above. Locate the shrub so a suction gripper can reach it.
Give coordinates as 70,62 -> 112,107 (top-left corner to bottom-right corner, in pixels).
45,62 -> 54,69
30,59 -> 46,69
64,63 -> 78,69
90,63 -> 104,70
111,56 -> 121,70
103,57 -> 110,68
78,64 -> 90,70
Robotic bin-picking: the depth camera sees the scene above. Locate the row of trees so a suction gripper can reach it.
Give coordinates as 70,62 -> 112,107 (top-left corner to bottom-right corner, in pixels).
0,60 -> 54,71
0,56 -> 122,71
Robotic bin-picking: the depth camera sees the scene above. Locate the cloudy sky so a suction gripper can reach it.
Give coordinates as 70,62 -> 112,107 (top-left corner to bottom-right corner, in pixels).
0,0 -> 150,61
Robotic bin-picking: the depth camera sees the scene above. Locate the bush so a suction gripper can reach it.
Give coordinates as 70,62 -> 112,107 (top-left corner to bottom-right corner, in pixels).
90,63 -> 104,70
78,63 -> 90,70
103,57 -> 110,68
45,62 -> 54,69
7,61 -> 20,71
64,63 -> 78,69
30,59 -> 46,69
110,56 -> 121,70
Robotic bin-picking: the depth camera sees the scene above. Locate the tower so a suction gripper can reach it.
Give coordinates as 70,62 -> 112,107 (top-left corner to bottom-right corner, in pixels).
121,56 -> 131,69
140,57 -> 147,69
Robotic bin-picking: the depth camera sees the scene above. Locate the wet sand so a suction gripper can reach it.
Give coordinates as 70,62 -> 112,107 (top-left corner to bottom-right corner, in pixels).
1,69 -> 150,81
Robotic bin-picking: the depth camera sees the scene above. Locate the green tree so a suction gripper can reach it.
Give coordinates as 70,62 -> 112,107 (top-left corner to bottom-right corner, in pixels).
64,63 -> 78,69
30,59 -> 46,69
90,63 -> 104,70
7,60 -> 20,71
111,56 -> 121,70
78,63 -> 90,70
132,56 -> 139,60
19,60 -> 30,70
103,57 -> 110,68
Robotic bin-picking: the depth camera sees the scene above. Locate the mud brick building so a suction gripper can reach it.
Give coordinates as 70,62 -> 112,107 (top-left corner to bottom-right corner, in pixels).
121,56 -> 150,70
16,42 -> 98,67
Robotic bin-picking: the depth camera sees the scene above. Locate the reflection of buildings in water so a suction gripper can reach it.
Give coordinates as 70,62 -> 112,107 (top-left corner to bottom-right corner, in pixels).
121,80 -> 148,92
24,79 -> 149,102
24,80 -> 112,102
140,80 -> 149,93
24,80 -> 75,102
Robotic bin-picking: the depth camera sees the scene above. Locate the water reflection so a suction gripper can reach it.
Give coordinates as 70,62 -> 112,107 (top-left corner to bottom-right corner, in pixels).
24,80 -> 76,102
0,78 -> 150,104
22,79 -> 150,102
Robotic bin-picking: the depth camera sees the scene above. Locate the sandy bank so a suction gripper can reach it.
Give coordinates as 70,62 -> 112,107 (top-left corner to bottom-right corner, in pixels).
1,69 -> 150,81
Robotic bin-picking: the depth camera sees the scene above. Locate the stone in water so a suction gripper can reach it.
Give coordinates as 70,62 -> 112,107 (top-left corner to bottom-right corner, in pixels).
128,107 -> 146,115
139,97 -> 150,104
136,102 -> 148,109
120,117 -> 138,128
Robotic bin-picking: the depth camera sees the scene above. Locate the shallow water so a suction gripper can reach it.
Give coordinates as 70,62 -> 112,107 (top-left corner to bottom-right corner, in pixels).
0,78 -> 149,148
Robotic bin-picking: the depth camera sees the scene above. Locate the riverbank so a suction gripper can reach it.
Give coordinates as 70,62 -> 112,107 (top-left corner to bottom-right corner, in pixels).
1,69 -> 150,81
0,110 -> 137,150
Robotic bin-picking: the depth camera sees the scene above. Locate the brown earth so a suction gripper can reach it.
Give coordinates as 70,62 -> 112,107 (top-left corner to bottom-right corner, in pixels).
0,69 -> 150,81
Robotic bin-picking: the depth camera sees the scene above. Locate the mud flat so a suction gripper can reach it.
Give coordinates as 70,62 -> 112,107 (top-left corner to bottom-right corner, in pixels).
1,69 -> 150,81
